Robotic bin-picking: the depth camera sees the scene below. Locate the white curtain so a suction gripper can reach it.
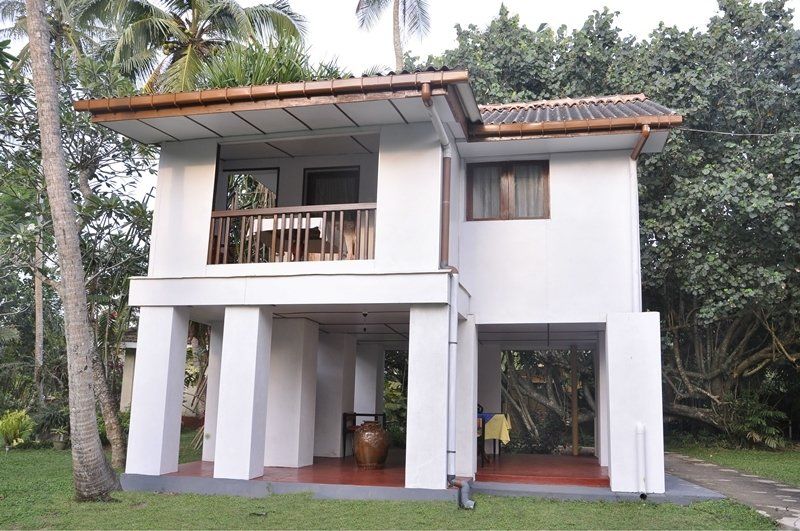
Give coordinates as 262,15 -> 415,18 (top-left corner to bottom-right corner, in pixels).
513,163 -> 546,218
471,165 -> 501,219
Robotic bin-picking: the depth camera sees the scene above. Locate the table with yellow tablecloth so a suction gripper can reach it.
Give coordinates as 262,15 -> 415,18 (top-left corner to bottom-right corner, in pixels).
478,413 -> 512,444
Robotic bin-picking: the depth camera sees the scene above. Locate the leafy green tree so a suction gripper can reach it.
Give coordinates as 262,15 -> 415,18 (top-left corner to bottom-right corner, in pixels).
419,0 -> 800,437
196,36 -> 346,89
107,0 -> 305,92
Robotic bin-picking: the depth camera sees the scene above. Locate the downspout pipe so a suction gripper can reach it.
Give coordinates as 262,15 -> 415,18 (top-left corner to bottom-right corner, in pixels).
422,83 -> 462,501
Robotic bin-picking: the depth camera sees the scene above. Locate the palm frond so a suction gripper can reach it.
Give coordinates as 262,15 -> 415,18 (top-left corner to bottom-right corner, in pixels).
400,0 -> 429,38
355,0 -> 390,30
161,43 -> 203,92
244,0 -> 305,42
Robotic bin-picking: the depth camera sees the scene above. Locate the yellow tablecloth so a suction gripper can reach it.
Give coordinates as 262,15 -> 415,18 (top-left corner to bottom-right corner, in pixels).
483,414 -> 512,444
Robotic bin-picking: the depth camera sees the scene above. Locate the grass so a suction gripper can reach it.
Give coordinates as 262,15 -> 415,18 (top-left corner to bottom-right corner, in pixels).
670,443 -> 800,487
0,431 -> 776,530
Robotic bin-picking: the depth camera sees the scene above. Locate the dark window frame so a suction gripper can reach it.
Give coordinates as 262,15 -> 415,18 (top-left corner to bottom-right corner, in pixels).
302,165 -> 361,206
212,161 -> 281,211
466,160 -> 550,221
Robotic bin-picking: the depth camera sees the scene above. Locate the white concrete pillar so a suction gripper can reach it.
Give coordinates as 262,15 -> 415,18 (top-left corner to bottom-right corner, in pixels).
455,315 -> 478,478
314,334 -> 356,457
126,306 -> 189,475
605,312 -> 665,493
264,318 -> 319,467
405,304 -> 449,489
354,343 -> 384,414
595,331 -> 610,467
213,307 -> 272,480
477,343 -> 502,413
201,321 -> 223,462
119,349 -> 136,412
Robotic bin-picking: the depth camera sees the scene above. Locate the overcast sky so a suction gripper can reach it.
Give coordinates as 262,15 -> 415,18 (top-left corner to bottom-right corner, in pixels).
261,0 -> 800,74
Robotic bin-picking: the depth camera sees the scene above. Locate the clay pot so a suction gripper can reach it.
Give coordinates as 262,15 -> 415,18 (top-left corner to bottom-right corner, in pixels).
353,421 -> 389,470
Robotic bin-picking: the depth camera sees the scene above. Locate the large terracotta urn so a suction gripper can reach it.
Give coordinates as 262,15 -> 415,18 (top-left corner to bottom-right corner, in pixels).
353,421 -> 389,470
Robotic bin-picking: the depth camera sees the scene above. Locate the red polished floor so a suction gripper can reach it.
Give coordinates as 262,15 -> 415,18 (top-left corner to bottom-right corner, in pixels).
476,453 -> 610,487
171,452 -> 608,488
170,450 -> 405,487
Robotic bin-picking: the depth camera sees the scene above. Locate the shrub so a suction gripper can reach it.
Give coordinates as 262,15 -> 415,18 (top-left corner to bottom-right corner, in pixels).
0,409 -> 34,448
721,393 -> 787,449
32,403 -> 70,439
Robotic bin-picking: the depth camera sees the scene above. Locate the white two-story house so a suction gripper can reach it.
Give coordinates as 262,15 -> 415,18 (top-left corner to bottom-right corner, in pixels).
75,69 -> 682,498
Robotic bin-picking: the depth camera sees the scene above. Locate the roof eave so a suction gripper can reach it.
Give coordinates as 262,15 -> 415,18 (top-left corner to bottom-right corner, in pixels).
469,114 -> 683,140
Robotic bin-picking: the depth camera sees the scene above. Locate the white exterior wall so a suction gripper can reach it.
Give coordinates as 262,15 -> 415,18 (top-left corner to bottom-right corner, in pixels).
148,140 -> 218,278
264,318 -> 319,467
374,123 -> 442,272
405,304 -> 449,489
459,150 -> 641,324
353,343 -> 384,414
477,344 -> 502,413
313,333 -> 356,457
604,312 -> 664,493
126,306 -> 189,475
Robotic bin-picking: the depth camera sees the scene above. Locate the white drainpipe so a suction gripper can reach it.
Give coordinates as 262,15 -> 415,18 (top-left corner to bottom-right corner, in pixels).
636,422 -> 647,495
421,83 -> 457,480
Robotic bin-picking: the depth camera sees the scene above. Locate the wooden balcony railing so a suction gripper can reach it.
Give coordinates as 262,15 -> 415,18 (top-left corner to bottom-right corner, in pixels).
207,203 -> 376,265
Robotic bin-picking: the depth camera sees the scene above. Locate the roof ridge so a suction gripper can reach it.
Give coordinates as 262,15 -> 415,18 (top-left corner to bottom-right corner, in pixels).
480,94 -> 648,110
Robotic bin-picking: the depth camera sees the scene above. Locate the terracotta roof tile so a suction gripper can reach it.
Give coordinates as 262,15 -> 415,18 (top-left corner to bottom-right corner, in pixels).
479,94 -> 678,125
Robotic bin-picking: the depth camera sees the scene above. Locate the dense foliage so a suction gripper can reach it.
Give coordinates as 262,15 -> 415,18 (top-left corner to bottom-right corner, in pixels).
412,0 -> 800,445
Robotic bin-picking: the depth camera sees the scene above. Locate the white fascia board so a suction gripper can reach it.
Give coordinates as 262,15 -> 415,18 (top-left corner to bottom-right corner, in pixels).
129,272 -> 450,307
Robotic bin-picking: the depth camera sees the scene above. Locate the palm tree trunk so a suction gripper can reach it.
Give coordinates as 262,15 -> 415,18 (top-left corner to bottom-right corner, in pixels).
34,224 -> 45,406
392,0 -> 403,72
93,355 -> 126,469
24,0 -> 119,499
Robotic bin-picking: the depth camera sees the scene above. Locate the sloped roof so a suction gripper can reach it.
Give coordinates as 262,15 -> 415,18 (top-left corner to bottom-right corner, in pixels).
473,94 -> 681,138
72,70 -> 682,143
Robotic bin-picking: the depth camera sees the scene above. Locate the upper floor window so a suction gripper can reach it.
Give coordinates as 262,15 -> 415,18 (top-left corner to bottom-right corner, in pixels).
303,166 -> 359,206
467,161 -> 549,220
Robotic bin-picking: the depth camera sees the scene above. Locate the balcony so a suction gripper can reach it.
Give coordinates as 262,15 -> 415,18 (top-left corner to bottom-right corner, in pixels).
207,203 -> 376,265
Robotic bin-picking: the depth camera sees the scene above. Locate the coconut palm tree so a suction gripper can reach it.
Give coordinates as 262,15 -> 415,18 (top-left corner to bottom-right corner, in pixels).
107,0 -> 305,93
355,0 -> 429,72
0,0 -> 109,66
23,0 -> 119,500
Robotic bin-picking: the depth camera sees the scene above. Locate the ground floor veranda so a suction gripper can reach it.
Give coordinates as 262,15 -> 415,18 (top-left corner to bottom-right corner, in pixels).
124,296 -> 665,496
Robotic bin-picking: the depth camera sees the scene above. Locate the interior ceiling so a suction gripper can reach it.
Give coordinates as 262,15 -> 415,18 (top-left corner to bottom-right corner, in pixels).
219,132 -> 380,161
188,305 -> 604,346
101,96 -> 459,145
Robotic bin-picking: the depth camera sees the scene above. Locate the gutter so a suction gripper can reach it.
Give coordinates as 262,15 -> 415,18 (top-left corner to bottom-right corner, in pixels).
73,70 -> 470,115
630,124 -> 651,160
470,115 -> 681,139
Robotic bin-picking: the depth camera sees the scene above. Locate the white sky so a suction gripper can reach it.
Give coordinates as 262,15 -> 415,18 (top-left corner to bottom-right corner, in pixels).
262,0 -> 800,74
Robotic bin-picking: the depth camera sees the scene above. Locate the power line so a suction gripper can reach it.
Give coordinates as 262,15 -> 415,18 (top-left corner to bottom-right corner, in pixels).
677,127 -> 800,137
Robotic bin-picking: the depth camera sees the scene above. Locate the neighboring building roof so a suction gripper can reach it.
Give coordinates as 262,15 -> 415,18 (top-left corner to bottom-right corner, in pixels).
72,69 -> 682,143
473,94 -> 681,138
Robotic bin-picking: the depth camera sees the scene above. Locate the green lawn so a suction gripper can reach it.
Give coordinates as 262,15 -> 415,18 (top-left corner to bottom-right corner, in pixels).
670,444 -> 800,487
0,433 -> 776,530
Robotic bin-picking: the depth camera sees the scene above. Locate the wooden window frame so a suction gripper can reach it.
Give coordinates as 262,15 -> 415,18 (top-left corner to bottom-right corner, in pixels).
466,160 -> 550,221
302,165 -> 361,206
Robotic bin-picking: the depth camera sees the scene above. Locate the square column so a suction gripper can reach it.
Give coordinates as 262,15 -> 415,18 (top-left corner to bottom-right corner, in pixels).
201,321 -> 223,462
406,304 -> 449,489
213,307 -> 273,480
594,331 -> 610,467
264,318 -> 319,467
354,343 -> 384,415
605,312 -> 665,493
314,334 -> 356,457
126,306 -> 189,475
455,315 -> 478,478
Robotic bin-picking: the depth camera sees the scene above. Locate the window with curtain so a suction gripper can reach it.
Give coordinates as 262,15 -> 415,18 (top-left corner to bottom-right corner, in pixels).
467,161 -> 549,220
303,166 -> 360,205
